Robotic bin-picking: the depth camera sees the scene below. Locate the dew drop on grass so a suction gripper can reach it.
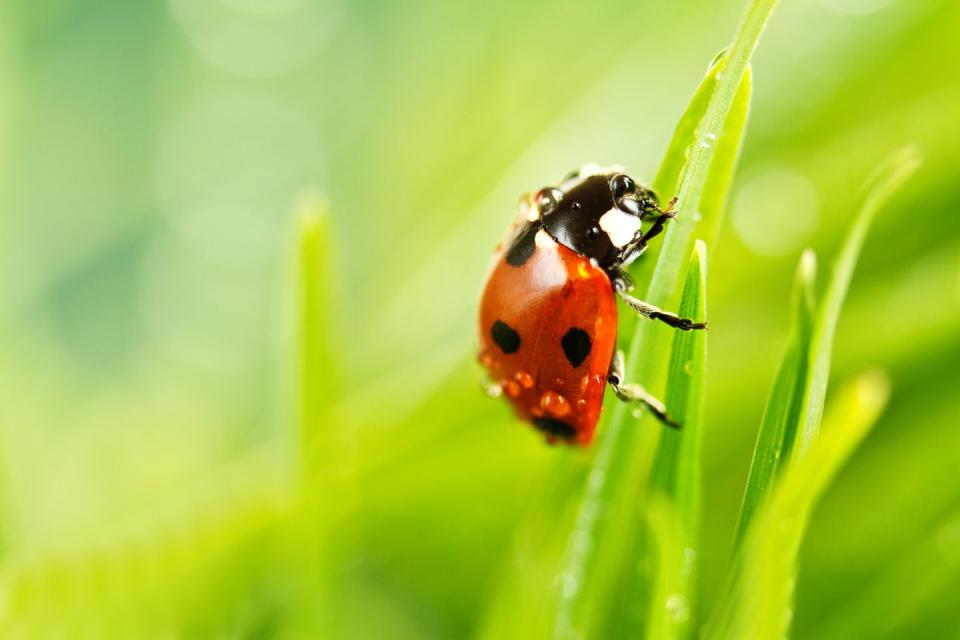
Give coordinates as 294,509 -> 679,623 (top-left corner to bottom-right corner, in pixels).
683,360 -> 695,375
665,593 -> 690,623
588,468 -> 605,491
561,572 -> 579,598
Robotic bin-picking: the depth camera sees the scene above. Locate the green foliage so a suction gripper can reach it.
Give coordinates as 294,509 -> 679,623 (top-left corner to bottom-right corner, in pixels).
795,146 -> 923,454
1,0 -> 958,637
734,249 -> 816,547
707,371 -> 892,639
706,147 -> 919,637
646,240 -> 708,640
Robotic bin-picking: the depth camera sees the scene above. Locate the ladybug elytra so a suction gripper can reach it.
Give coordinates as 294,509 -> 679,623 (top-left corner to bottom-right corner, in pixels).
477,165 -> 706,446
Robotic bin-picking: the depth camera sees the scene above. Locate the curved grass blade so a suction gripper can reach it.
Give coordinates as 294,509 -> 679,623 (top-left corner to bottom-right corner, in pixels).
708,146 -> 921,638
733,250 -> 817,548
646,240 -> 708,640
706,371 -> 891,640
795,146 -> 922,456
551,1 -> 777,636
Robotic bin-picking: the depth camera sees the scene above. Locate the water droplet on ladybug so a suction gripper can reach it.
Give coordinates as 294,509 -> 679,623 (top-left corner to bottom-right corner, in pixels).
536,188 -> 563,215
514,370 -> 534,389
479,351 -> 493,368
540,391 -> 571,418
586,226 -> 601,240
502,379 -> 521,398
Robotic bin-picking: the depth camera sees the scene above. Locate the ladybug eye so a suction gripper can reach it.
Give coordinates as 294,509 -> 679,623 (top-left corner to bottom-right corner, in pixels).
610,174 -> 635,198
536,188 -> 563,215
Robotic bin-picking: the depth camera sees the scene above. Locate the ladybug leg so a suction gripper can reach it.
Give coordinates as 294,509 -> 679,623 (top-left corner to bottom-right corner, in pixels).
607,350 -> 680,429
612,270 -> 635,293
638,196 -> 680,245
617,291 -> 707,331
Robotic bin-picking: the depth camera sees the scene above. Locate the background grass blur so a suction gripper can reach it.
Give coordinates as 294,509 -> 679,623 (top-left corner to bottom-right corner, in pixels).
0,0 -> 958,638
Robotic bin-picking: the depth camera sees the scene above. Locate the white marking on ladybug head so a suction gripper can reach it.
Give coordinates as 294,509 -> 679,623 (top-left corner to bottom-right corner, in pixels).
599,208 -> 641,248
535,228 -> 557,249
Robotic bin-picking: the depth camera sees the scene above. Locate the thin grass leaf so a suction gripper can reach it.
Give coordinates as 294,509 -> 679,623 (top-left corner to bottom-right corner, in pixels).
649,240 -> 708,529
292,197 -> 348,635
706,147 -> 921,638
646,240 -> 708,640
551,1 -> 776,636
705,370 -> 891,640
645,497 -> 692,640
733,250 -> 817,547
297,197 -> 339,476
795,146 -> 922,456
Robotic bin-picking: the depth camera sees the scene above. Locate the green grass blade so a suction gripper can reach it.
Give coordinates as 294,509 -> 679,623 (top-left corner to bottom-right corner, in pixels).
646,240 -> 708,640
733,250 -> 817,547
652,61 -> 752,253
551,1 -> 776,636
292,197 -> 346,635
795,146 -> 922,456
646,497 -> 692,640
649,240 -> 708,528
652,60 -> 724,197
297,197 -> 339,472
706,371 -> 891,640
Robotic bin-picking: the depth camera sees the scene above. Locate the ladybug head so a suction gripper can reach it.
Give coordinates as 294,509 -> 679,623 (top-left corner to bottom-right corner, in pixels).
536,167 -> 661,270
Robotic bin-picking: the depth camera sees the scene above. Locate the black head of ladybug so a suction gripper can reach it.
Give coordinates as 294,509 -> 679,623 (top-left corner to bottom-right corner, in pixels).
536,167 -> 661,271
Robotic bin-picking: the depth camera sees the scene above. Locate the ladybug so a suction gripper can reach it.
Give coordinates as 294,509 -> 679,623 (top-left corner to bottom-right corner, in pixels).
477,165 -> 706,446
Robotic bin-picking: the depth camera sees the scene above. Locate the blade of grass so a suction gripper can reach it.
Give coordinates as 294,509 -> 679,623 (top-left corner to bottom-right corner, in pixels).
646,240 -> 708,640
733,249 -> 817,547
795,145 -> 922,456
292,197 -> 353,635
645,497 -> 692,640
551,0 -> 776,636
707,146 -> 921,638
298,197 -> 339,474
705,370 -> 892,640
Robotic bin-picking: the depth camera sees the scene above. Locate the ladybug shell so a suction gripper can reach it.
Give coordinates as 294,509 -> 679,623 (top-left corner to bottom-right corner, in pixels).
478,221 -> 618,446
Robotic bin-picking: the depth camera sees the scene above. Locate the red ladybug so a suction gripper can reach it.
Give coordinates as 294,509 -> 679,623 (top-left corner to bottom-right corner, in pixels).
477,165 -> 706,446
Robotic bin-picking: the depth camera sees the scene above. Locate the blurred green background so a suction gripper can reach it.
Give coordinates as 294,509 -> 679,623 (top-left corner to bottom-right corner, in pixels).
0,0 -> 958,637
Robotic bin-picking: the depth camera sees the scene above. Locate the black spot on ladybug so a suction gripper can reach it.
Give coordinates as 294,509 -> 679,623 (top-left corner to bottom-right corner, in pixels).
506,225 -> 537,267
491,320 -> 521,354
533,417 -> 577,440
561,327 -> 591,368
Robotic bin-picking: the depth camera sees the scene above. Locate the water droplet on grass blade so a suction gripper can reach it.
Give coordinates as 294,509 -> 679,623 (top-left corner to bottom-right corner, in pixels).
665,594 -> 690,623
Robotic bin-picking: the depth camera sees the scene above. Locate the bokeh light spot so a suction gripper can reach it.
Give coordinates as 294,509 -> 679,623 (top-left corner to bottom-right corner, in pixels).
732,167 -> 820,256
